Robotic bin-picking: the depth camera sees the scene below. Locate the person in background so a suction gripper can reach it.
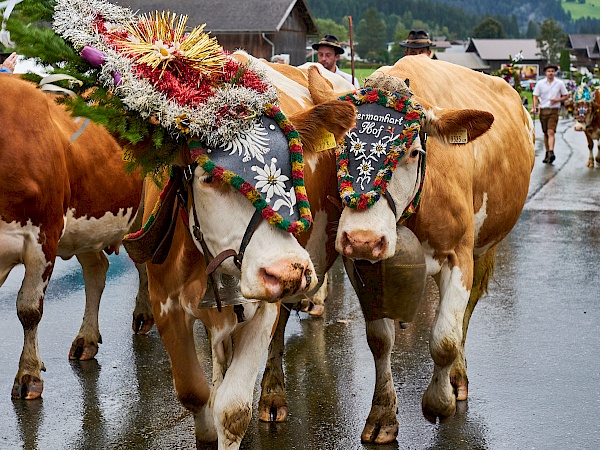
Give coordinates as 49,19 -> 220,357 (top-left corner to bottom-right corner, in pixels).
270,54 -> 286,64
531,64 -> 568,164
312,34 -> 360,88
400,30 -> 435,57
0,52 -> 18,72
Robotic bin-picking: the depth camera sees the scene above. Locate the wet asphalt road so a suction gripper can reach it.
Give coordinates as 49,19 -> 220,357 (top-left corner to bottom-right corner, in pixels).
1,116 -> 600,449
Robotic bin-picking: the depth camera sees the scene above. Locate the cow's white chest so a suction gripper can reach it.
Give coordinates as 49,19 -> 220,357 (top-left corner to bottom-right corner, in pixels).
57,207 -> 136,258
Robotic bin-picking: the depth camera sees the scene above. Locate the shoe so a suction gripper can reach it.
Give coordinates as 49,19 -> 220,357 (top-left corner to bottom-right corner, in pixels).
547,151 -> 555,164
542,152 -> 550,163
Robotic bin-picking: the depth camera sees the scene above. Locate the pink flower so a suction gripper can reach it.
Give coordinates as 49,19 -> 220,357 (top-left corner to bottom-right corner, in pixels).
112,71 -> 122,86
80,45 -> 106,68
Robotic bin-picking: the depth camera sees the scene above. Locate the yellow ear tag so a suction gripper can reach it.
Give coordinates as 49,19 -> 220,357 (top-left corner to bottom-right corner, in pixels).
314,131 -> 337,152
449,128 -> 468,144
122,148 -> 135,162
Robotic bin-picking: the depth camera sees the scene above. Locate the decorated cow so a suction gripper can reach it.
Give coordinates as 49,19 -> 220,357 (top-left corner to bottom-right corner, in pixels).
572,84 -> 600,167
49,1 -> 357,448
249,55 -> 534,445
0,74 -> 147,399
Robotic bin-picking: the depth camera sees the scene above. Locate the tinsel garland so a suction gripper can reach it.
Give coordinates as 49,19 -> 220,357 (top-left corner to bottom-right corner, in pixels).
52,0 -> 278,155
336,88 -> 425,211
190,104 -> 313,234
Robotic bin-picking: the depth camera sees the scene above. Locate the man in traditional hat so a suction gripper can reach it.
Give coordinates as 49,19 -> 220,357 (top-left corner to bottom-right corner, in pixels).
312,34 -> 360,88
531,64 -> 568,164
400,29 -> 435,56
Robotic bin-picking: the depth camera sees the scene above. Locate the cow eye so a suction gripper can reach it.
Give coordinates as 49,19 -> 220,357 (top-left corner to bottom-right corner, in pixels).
410,149 -> 420,158
202,175 -> 214,184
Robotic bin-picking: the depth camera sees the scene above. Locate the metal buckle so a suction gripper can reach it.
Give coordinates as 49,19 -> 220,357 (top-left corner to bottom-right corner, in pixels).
182,162 -> 197,184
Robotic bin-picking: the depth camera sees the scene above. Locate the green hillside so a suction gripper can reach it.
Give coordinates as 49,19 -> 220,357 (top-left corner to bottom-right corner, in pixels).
562,0 -> 600,20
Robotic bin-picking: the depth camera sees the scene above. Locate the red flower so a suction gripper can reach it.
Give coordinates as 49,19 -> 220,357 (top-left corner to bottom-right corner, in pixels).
366,90 -> 379,103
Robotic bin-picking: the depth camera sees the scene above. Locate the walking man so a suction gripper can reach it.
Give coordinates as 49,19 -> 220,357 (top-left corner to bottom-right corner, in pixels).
531,64 -> 568,164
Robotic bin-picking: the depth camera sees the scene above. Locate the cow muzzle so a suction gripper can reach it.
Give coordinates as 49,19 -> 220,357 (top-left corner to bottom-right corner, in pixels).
338,230 -> 389,261
255,259 -> 315,301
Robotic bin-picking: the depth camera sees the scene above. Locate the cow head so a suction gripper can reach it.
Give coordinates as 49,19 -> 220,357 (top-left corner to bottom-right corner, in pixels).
573,85 -> 600,132
186,101 -> 355,300
334,73 -> 494,261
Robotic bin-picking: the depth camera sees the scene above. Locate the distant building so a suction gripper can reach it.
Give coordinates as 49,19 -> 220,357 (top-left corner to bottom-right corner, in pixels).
122,0 -> 318,66
566,34 -> 600,72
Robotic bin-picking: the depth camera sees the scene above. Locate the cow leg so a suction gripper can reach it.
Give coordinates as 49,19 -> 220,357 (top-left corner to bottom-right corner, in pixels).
68,252 -> 108,360
131,262 -> 154,334
212,302 -> 278,450
12,246 -> 54,399
258,302 -> 291,422
587,134 -> 595,168
361,318 -> 398,444
422,259 -> 472,423
154,299 -> 211,440
594,140 -> 600,166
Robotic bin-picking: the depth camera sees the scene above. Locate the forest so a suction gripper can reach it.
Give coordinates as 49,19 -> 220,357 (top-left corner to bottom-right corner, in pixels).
306,0 -> 600,41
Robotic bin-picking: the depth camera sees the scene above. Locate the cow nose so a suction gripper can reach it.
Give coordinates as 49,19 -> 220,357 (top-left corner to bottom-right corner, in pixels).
340,230 -> 387,260
259,260 -> 313,300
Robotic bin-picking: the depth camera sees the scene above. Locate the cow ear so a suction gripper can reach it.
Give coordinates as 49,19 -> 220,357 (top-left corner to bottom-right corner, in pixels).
307,65 -> 340,104
289,100 -> 357,152
421,107 -> 494,144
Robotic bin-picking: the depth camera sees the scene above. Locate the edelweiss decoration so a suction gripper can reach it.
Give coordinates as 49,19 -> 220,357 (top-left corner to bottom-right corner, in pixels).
337,88 -> 425,216
53,0 -> 311,233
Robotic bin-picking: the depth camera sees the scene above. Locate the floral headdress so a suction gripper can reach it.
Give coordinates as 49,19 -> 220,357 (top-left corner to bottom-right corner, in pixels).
52,0 -> 311,233
336,88 -> 425,216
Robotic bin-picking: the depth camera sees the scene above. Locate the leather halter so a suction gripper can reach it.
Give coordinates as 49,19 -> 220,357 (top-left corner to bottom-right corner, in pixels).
177,162 -> 263,312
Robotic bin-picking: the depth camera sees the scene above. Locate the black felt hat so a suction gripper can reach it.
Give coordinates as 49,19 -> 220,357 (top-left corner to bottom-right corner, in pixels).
312,34 -> 344,55
543,64 -> 559,72
400,30 -> 435,49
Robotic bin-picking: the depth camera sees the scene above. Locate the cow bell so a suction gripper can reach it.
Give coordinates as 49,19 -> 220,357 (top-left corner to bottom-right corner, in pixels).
344,225 -> 426,322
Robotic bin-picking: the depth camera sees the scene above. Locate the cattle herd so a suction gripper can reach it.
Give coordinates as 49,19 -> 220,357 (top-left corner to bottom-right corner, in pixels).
0,45 -> 540,449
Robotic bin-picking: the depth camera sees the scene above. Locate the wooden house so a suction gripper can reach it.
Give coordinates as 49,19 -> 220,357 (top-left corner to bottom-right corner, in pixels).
121,0 -> 318,65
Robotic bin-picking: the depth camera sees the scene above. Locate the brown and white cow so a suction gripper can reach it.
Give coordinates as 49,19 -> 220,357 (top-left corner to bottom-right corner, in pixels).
333,56 -> 534,440
250,55 -> 534,445
572,87 -> 600,167
134,53 -> 357,448
0,75 -> 147,399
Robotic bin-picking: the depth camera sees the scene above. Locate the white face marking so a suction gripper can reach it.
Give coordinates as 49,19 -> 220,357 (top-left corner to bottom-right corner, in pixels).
336,138 -> 423,260
473,192 -> 488,246
190,167 -> 316,300
58,207 -> 136,258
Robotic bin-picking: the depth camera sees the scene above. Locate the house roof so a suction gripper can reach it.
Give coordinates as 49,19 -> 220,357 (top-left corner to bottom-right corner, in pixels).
567,34 -> 600,50
434,52 -> 489,71
119,0 -> 318,34
466,39 -> 542,61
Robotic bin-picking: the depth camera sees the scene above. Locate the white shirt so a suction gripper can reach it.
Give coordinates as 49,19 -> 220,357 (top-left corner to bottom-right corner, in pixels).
335,66 -> 360,89
532,77 -> 568,109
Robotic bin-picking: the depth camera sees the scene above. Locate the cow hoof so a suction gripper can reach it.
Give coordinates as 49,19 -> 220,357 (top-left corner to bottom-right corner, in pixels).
132,313 -> 155,334
69,337 -> 99,360
11,374 -> 44,399
308,303 -> 325,316
258,398 -> 288,422
587,159 -> 594,168
361,422 -> 398,444
422,392 -> 456,424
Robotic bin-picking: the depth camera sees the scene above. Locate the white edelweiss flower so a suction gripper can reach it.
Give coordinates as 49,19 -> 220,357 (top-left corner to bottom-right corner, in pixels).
348,134 -> 366,156
358,160 -> 374,177
152,40 -> 175,60
252,158 -> 289,202
370,139 -> 387,157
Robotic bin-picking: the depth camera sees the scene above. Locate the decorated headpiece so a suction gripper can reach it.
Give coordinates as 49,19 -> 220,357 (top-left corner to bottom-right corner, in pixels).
336,88 -> 425,216
574,84 -> 591,103
52,0 -> 311,233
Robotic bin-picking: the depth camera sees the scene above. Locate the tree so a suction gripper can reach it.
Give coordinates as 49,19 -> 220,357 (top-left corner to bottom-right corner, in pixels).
472,17 -> 506,38
355,8 -> 387,63
536,18 -> 566,65
315,18 -> 348,42
525,20 -> 540,39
